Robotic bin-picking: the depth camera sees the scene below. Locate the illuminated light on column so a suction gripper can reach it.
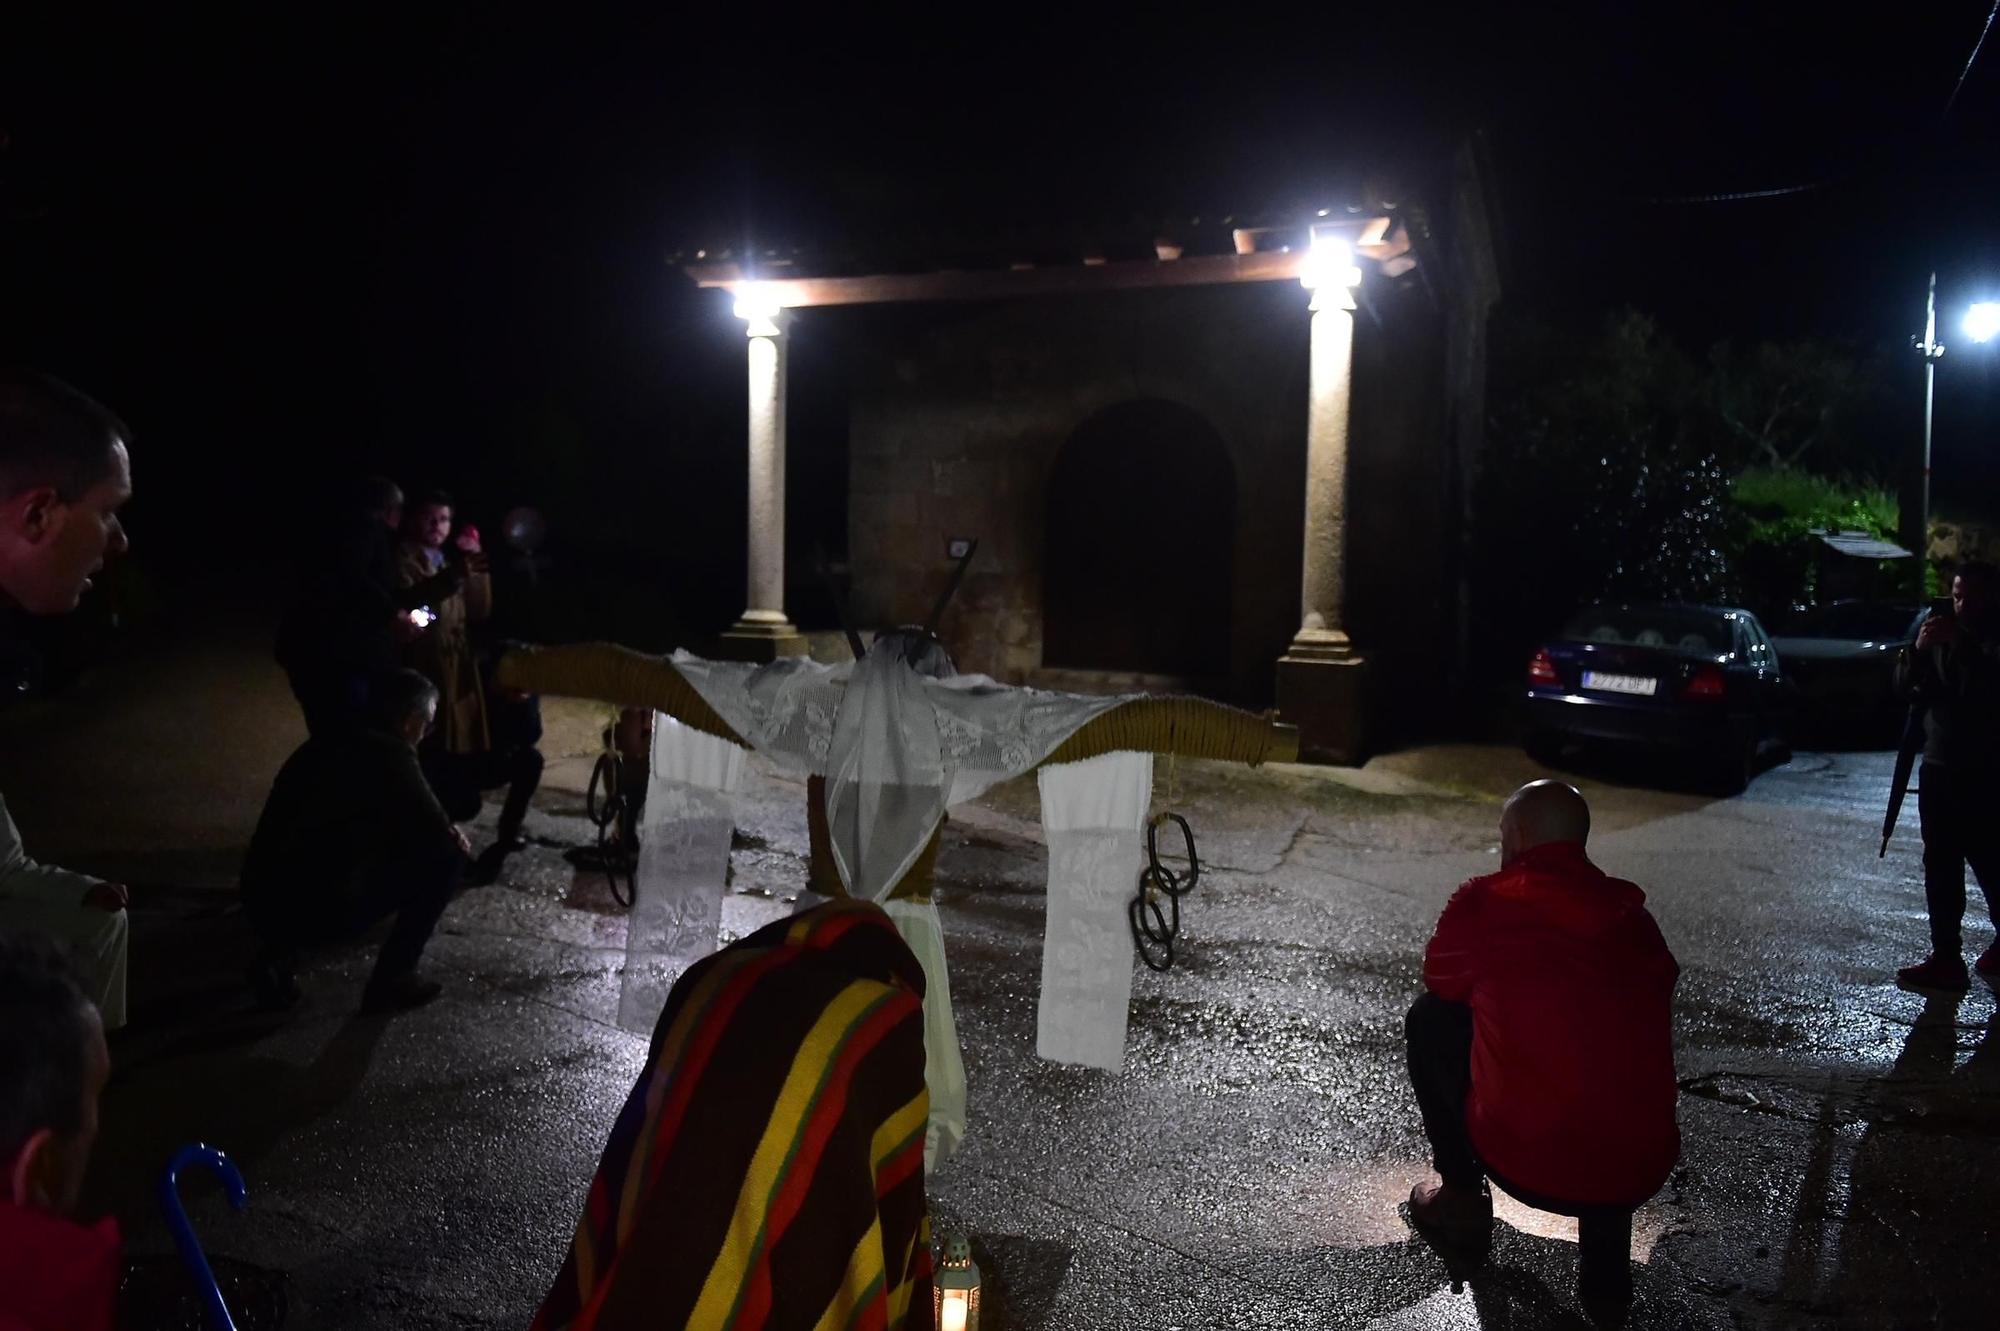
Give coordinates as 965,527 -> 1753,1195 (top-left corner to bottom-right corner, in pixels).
1965,301 -> 2000,344
720,282 -> 805,656
1299,231 -> 1361,299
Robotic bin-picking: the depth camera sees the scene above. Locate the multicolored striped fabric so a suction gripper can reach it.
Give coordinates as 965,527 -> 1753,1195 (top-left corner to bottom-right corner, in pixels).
533,900 -> 934,1331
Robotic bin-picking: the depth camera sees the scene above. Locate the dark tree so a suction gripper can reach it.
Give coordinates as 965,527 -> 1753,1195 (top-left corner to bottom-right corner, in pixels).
1473,309 -> 1735,677
1708,338 -> 1894,479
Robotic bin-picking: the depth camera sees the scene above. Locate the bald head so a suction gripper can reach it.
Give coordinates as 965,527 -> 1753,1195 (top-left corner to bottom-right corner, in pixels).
1500,780 -> 1590,864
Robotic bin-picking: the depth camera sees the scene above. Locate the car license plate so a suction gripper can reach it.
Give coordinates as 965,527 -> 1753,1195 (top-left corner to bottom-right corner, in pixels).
1582,671 -> 1657,696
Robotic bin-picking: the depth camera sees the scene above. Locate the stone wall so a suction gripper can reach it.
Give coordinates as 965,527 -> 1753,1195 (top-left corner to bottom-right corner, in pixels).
1346,280 -> 1451,729
845,277 -> 1457,714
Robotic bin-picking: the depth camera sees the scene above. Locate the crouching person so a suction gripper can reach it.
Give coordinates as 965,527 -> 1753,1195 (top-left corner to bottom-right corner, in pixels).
0,930 -> 119,1331
0,807 -> 128,1033
1406,780 -> 1680,1328
242,669 -> 471,1012
533,901 -> 934,1331
425,667 -> 545,887
0,368 -> 137,1030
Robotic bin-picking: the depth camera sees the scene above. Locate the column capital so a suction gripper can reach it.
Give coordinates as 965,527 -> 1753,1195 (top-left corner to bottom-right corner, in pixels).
732,286 -> 793,339
737,308 -> 793,339
1308,285 -> 1357,314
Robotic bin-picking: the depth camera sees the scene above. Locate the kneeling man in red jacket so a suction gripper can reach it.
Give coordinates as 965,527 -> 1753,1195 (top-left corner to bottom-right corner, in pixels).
1407,780 -> 1679,1326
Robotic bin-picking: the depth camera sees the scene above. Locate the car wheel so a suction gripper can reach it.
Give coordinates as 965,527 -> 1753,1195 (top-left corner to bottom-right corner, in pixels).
1525,729 -> 1564,767
1710,740 -> 1754,796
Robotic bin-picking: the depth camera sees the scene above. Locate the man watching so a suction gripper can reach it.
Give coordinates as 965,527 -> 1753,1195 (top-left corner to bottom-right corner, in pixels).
0,369 -> 134,1030
1894,560 -> 2000,993
275,476 -> 464,737
242,668 -> 472,1012
0,930 -> 120,1331
1405,780 -> 1680,1327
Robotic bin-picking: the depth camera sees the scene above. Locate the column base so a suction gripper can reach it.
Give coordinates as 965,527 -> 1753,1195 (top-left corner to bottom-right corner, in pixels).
715,613 -> 809,662
1275,648 -> 1369,766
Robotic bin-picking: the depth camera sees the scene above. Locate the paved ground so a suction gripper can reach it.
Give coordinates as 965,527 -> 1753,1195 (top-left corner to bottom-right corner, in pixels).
2,615 -> 1995,1329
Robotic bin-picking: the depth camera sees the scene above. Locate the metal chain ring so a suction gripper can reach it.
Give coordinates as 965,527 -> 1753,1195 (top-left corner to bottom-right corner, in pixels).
1130,811 -> 1200,972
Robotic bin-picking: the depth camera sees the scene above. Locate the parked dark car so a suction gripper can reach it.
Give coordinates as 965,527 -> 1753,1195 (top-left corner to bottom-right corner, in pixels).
1524,603 -> 1794,793
1767,600 -> 1924,741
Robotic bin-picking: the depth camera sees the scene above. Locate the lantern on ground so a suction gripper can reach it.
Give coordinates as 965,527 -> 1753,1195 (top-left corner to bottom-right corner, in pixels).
934,1231 -> 981,1331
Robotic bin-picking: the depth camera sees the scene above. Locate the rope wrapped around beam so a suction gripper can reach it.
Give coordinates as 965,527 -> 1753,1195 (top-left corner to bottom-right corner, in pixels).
1039,696 -> 1299,768
494,642 -> 745,746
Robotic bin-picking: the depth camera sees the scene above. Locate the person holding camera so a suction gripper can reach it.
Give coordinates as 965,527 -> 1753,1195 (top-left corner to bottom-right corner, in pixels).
394,491 -> 543,883
1894,560 -> 2000,993
276,476 -> 465,737
394,490 -> 492,753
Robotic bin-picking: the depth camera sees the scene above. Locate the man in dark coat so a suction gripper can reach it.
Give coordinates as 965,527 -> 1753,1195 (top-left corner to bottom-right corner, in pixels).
1894,560 -> 2000,993
242,669 -> 471,1011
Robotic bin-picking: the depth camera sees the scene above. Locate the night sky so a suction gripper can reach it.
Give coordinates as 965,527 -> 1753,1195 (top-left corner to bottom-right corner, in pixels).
3,5 -> 1998,631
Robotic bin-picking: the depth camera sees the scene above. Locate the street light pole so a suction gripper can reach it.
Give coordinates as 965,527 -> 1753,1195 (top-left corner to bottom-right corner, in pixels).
1913,272 -> 1947,598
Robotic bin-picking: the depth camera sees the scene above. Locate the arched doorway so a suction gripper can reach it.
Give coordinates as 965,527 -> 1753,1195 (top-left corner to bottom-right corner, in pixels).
1043,400 -> 1235,682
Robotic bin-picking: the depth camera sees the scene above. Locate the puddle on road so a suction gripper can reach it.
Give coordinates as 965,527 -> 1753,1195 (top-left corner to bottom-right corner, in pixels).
1291,1158 -> 1674,1263
1673,991 -> 1802,1051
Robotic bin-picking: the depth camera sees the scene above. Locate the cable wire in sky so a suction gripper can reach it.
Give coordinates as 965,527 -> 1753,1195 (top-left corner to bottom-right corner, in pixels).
1630,8 -> 1998,207
1638,179 -> 1839,205
1943,0 -> 2000,124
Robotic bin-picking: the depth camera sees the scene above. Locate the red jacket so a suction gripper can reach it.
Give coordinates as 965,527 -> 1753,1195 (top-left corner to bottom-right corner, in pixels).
0,1202 -> 120,1331
1424,841 -> 1680,1207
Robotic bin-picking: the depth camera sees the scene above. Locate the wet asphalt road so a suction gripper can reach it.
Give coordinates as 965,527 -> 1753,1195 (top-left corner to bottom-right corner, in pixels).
2,622 -> 1994,1329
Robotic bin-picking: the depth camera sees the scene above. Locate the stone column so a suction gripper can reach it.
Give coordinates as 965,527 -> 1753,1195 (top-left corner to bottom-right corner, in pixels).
720,302 -> 808,660
1276,283 -> 1369,763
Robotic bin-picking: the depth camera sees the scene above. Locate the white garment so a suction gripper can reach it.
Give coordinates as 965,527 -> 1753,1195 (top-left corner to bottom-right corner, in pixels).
670,652 -> 849,778
675,643 -> 1124,900
657,644 -> 1162,1165
882,897 -> 965,1170
0,793 -> 128,1029
1036,752 -> 1154,1071
824,646 -> 951,902
617,717 -> 746,1033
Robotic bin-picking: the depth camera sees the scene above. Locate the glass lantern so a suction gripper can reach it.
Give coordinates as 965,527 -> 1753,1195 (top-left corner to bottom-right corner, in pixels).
934,1230 -> 981,1331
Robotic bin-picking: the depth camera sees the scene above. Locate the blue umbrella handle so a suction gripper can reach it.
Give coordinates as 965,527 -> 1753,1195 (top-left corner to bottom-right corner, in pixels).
157,1142 -> 247,1331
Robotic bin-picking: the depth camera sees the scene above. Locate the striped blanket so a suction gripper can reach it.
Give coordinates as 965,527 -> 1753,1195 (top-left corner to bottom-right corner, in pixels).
532,900 -> 934,1331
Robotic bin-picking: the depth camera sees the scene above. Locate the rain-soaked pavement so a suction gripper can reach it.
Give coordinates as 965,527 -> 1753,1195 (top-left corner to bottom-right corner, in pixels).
1,618 -> 1994,1329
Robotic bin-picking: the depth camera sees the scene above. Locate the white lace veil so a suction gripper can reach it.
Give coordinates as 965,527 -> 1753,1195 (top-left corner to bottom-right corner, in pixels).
671,634 -> 1127,901
823,630 -> 955,900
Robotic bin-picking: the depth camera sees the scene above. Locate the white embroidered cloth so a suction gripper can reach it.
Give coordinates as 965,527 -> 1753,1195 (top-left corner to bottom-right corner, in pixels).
646,640 -> 1159,1164
617,717 -> 745,1032
881,896 -> 966,1170
673,642 -> 1125,901
1036,751 -> 1154,1071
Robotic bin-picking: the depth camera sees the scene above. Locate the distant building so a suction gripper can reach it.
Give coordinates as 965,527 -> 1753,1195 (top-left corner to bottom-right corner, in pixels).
678,141 -> 1500,763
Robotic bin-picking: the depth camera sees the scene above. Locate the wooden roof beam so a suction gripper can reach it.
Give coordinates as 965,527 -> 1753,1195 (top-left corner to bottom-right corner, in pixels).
685,249 -> 1321,310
